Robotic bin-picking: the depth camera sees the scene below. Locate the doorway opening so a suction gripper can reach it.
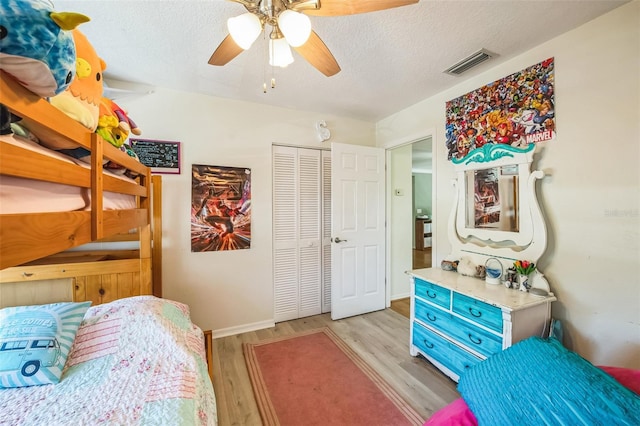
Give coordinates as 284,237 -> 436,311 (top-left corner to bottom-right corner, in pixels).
387,135 -> 433,309
411,138 -> 433,270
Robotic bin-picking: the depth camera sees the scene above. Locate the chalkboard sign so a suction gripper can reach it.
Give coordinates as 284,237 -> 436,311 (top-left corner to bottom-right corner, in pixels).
130,139 -> 181,174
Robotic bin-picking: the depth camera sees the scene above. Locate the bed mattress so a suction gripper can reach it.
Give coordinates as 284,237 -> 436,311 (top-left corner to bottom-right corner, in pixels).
0,134 -> 136,214
0,296 -> 217,425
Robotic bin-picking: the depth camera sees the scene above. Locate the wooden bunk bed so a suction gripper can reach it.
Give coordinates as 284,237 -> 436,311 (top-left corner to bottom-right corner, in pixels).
0,61 -> 215,425
0,71 -> 162,305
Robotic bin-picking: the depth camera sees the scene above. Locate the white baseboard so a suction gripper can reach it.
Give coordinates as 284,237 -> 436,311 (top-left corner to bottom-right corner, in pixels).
212,319 -> 275,339
391,292 -> 411,300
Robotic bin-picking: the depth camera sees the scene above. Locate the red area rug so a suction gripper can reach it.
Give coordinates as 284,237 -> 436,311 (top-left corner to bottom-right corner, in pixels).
244,327 -> 423,426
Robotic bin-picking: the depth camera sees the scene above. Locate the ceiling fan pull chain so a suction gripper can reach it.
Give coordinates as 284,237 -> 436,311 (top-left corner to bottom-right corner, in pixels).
263,31 -> 268,93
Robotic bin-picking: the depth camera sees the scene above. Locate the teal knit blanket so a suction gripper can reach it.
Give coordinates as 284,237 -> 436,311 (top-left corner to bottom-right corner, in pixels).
457,337 -> 640,425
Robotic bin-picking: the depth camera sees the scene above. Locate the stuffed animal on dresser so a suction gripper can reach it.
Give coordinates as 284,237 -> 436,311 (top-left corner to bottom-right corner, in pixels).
457,256 -> 486,279
0,0 -> 89,97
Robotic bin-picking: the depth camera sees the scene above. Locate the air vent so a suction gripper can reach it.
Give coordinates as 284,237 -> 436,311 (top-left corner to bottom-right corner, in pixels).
444,49 -> 495,75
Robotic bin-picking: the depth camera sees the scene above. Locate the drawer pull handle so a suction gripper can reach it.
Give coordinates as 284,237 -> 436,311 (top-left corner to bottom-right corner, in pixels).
468,334 -> 482,345
423,339 -> 434,349
99,288 -> 105,296
426,313 -> 437,322
426,290 -> 437,299
469,307 -> 482,317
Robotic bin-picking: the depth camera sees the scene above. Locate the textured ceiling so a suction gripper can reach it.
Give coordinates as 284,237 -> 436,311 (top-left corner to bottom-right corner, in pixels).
55,0 -> 628,122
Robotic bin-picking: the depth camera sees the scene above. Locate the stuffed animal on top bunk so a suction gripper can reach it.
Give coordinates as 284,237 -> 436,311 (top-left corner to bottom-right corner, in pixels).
96,97 -> 141,148
0,104 -> 39,144
41,28 -> 107,162
49,29 -> 105,135
97,97 -> 144,177
110,143 -> 143,179
109,98 -> 142,137
0,105 -> 13,136
0,0 -> 89,97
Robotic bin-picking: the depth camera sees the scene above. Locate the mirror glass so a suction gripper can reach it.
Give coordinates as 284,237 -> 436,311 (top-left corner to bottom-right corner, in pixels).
465,165 -> 519,232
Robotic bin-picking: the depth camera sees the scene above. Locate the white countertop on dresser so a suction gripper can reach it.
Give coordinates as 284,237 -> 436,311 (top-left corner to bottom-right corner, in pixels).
408,268 -> 556,312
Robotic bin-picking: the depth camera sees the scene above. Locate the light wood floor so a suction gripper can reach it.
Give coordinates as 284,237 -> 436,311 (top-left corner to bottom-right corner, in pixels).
212,309 -> 459,426
413,247 -> 432,269
391,297 -> 411,318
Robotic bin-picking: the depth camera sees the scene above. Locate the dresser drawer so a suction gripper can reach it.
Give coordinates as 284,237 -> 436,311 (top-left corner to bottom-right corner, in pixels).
453,292 -> 503,333
414,278 -> 451,309
412,321 -> 483,379
447,314 -> 503,358
416,297 -> 502,358
415,297 -> 457,336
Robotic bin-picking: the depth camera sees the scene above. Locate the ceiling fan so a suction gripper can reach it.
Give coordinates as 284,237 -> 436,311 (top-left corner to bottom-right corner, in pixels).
208,0 -> 418,77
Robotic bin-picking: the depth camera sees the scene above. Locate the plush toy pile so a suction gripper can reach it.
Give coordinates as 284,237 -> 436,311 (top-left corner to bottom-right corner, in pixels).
0,0 -> 144,175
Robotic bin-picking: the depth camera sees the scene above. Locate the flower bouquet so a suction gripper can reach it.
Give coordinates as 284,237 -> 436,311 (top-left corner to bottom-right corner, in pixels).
514,260 -> 536,275
514,260 -> 536,291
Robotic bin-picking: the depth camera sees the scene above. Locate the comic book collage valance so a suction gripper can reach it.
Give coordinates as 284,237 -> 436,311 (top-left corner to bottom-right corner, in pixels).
445,58 -> 555,162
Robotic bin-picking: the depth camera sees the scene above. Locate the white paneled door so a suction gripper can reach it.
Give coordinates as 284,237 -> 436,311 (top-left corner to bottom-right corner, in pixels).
331,143 -> 386,320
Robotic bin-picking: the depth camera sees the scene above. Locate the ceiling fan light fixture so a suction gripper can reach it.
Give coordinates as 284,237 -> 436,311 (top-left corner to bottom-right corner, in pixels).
269,36 -> 294,67
278,9 -> 311,47
227,13 -> 262,50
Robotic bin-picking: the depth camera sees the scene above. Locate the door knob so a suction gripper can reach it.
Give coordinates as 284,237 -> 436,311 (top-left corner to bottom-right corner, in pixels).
333,237 -> 347,243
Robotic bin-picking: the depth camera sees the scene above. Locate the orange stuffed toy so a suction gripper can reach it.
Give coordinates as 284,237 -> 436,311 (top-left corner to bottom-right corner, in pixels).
47,29 -> 106,147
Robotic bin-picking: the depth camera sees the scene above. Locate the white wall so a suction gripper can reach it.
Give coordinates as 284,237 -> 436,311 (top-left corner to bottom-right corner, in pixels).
377,1 -> 639,368
122,91 -> 375,336
388,144 -> 413,300
413,173 -> 432,217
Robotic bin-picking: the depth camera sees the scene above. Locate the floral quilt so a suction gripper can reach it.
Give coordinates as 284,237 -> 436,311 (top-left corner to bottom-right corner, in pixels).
0,296 -> 217,425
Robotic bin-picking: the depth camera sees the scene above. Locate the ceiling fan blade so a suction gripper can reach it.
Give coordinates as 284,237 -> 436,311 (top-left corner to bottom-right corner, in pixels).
208,34 -> 244,66
294,31 -> 341,77
301,0 -> 418,16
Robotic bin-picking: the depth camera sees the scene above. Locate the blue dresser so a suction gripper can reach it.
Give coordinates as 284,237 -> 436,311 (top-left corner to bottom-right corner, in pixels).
410,268 -> 556,382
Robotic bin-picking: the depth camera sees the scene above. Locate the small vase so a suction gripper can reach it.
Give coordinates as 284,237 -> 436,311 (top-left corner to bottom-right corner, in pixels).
518,274 -> 530,292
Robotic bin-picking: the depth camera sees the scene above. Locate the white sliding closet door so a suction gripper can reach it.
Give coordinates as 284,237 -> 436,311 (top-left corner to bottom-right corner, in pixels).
273,146 -> 330,322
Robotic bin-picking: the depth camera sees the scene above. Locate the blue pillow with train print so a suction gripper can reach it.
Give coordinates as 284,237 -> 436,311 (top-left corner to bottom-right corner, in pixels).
0,301 -> 91,388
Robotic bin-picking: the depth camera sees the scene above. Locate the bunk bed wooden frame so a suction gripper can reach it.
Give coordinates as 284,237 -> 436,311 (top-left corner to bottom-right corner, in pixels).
0,71 -> 162,305
0,71 -> 216,416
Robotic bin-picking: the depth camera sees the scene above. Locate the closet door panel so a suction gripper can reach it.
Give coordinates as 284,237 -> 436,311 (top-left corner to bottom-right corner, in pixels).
321,151 -> 332,313
298,150 -> 322,317
298,151 -> 321,241
273,146 -> 300,322
274,247 -> 299,322
299,245 -> 321,317
273,147 -> 298,243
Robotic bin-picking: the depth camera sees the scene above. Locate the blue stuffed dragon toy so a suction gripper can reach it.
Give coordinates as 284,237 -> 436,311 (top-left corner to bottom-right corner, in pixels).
0,0 -> 89,97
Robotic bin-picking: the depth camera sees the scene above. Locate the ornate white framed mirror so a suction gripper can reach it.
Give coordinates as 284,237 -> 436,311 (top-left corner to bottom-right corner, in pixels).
447,143 -> 550,291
